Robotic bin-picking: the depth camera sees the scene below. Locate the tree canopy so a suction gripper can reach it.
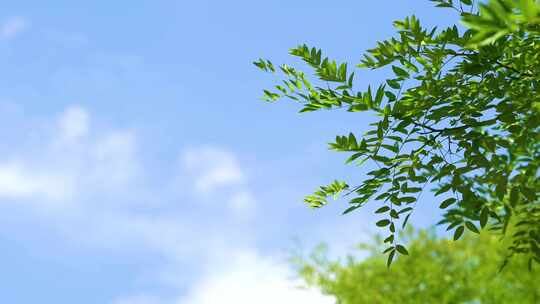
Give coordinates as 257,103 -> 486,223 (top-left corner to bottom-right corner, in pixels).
255,0 -> 540,266
296,229 -> 540,303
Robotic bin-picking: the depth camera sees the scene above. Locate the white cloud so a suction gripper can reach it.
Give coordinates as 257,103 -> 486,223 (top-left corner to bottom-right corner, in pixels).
58,105 -> 89,141
228,190 -> 256,218
181,147 -> 244,194
0,16 -> 27,39
0,105 -> 261,257
0,161 -> 72,201
177,146 -> 258,219
53,106 -> 140,192
0,106 -> 334,304
112,250 -> 334,304
90,130 -> 139,188
177,250 -> 334,304
0,106 -> 140,207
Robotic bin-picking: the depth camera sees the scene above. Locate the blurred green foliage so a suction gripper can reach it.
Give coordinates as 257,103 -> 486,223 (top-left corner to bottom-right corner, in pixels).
296,229 -> 540,303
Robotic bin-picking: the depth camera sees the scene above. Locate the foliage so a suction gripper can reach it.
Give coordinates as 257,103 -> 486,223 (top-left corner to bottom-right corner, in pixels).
255,0 -> 540,266
296,229 -> 540,303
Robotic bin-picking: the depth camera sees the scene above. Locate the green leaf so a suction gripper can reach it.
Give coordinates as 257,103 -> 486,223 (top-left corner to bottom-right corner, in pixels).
387,250 -> 396,267
446,221 -> 461,231
364,86 -> 374,109
381,144 -> 399,153
372,155 -> 392,163
375,206 -> 390,214
343,205 -> 360,215
374,85 -> 386,107
480,208 -> 489,228
384,234 -> 395,243
376,219 -> 391,227
439,198 -> 457,209
454,226 -> 465,241
386,79 -> 401,89
385,91 -> 397,101
345,153 -> 365,164
391,65 -> 410,78
396,244 -> 409,255
465,221 -> 479,234
509,187 -> 519,207
495,175 -> 507,201
348,103 -> 369,112
435,184 -> 452,196
383,246 -> 395,254
338,63 -> 347,82
403,186 -> 422,193
399,196 -> 416,204
398,207 -> 413,214
402,213 -> 411,229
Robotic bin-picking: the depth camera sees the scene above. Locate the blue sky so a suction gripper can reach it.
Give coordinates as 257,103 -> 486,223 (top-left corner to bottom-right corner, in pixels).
0,1 -> 459,303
